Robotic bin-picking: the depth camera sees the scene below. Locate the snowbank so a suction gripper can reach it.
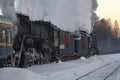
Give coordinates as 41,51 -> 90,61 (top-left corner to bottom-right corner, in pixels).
1,54 -> 120,80
0,68 -> 45,80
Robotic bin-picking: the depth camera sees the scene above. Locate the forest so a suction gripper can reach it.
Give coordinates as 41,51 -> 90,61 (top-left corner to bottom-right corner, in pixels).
93,18 -> 120,54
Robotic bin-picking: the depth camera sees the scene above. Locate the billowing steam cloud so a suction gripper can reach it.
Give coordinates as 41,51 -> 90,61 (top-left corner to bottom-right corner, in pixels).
92,0 -> 98,11
15,0 -> 98,34
0,0 -> 18,24
91,0 -> 99,31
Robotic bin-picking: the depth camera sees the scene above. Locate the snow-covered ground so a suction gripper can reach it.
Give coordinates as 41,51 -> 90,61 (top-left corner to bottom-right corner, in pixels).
1,54 -> 120,80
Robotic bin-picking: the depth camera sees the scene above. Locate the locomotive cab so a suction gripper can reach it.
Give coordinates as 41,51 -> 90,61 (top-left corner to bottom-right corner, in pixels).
0,16 -> 13,67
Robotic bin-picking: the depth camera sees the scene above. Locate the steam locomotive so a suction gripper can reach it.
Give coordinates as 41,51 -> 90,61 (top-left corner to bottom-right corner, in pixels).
0,14 -> 98,67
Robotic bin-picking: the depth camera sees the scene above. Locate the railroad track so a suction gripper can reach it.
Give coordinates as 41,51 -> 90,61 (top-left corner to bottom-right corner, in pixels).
104,64 -> 120,80
76,61 -> 120,80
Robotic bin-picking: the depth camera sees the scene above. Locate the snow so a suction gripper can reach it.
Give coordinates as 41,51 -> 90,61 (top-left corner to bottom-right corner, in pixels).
109,68 -> 120,80
0,68 -> 44,80
80,61 -> 120,80
15,0 -> 98,33
1,54 -> 120,80
80,56 -> 87,60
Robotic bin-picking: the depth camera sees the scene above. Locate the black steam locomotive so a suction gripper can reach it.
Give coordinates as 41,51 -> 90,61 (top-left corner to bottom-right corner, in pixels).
0,14 -> 98,67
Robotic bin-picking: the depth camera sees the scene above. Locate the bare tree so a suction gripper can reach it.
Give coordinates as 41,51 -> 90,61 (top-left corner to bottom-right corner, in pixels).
113,20 -> 120,37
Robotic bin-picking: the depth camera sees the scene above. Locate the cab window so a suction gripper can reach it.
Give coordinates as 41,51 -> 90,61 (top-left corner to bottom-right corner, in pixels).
6,30 -> 12,43
2,30 -> 6,43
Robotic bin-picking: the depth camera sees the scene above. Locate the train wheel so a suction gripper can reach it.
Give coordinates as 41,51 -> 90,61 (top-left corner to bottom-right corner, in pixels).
89,50 -> 94,56
38,53 -> 44,64
23,48 -> 45,67
13,52 -> 21,67
23,48 -> 36,67
43,52 -> 50,64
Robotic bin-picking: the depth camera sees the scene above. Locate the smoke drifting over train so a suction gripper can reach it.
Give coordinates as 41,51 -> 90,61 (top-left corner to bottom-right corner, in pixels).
15,0 -> 98,33
0,0 -> 18,24
0,0 -> 98,33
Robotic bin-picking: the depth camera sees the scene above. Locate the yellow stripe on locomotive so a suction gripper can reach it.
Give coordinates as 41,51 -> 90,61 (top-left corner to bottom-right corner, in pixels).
0,23 -> 13,28
0,43 -> 12,47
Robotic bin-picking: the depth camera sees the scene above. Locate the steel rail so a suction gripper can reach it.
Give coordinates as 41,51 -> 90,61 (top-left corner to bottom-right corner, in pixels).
104,64 -> 120,80
76,62 -> 111,80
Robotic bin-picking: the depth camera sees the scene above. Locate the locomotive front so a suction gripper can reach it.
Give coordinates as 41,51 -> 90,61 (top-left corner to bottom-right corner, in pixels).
0,16 -> 13,67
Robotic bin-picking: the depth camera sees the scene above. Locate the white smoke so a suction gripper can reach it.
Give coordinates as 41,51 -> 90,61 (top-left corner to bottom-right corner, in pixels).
0,0 -> 18,37
15,0 -> 33,16
15,0 -> 98,34
91,12 -> 99,26
91,0 -> 99,31
92,0 -> 98,11
0,0 -> 18,24
0,9 -> 2,15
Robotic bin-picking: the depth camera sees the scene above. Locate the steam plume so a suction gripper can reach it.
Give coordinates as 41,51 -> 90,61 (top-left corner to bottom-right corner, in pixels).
0,0 -> 18,24
15,0 -> 98,34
